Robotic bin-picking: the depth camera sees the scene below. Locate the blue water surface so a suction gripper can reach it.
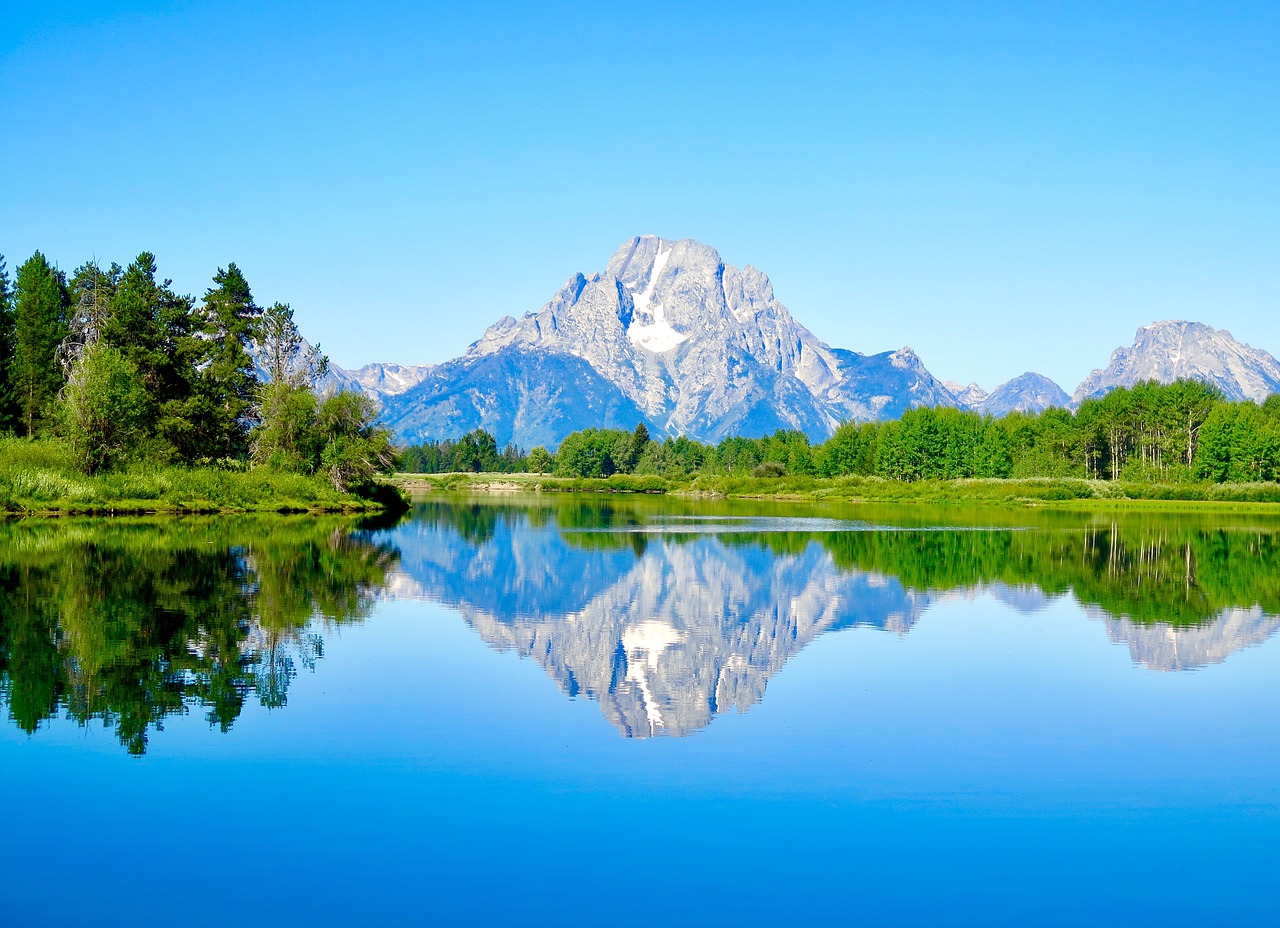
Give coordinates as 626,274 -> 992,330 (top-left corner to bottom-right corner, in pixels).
1,498 -> 1276,926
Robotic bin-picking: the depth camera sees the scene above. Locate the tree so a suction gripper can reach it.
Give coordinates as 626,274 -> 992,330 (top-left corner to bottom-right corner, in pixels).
64,260 -> 120,367
313,392 -> 396,492
61,342 -> 149,474
255,302 -> 328,388
526,446 -> 554,473
12,252 -> 69,436
250,302 -> 329,471
252,382 -> 319,471
196,263 -> 262,458
0,255 -> 16,431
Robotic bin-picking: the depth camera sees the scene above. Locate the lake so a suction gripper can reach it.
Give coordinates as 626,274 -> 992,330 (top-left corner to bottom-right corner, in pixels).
1,496 -> 1277,926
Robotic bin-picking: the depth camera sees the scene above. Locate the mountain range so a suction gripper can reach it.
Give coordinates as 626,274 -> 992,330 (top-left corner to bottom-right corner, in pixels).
320,236 -> 1280,448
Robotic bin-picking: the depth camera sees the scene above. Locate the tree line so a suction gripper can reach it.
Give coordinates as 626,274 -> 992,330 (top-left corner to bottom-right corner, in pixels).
0,250 -> 392,491
400,379 -> 1280,483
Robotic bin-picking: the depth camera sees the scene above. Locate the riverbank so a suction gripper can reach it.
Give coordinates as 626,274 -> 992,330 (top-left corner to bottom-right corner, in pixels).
392,471 -> 1280,510
0,440 -> 384,516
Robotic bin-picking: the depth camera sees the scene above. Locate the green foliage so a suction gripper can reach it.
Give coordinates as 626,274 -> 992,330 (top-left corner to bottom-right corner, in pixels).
0,255 -> 18,431
0,436 -> 373,513
196,263 -> 261,458
61,342 -> 150,474
252,381 -> 320,472
399,428 -> 528,473
314,392 -> 396,493
526,446 -> 554,473
12,251 -> 69,436
554,427 -> 638,477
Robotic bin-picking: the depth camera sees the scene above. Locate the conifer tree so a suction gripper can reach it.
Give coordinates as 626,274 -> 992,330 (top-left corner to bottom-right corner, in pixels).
196,263 -> 262,458
12,252 -> 69,436
0,255 -> 16,432
104,253 -> 202,458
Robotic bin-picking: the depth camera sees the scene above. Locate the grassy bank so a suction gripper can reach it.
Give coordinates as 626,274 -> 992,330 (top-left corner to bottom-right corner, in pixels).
392,471 -> 1280,510
0,438 -> 382,515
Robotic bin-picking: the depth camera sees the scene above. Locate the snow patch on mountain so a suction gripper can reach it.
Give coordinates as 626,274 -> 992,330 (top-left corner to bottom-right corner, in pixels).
625,246 -> 687,353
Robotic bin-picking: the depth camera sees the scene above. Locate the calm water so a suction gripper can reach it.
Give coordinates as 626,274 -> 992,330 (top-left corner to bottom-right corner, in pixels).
1,496 -> 1277,926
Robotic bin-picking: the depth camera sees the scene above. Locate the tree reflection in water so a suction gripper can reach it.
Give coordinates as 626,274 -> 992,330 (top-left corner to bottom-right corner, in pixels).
6,498 -> 1280,748
0,517 -> 397,754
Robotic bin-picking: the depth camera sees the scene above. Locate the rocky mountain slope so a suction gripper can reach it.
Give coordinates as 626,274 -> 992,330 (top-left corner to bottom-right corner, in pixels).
327,361 -> 433,402
380,236 -> 959,448
1072,320 -> 1280,405
980,372 -> 1071,416
318,242 -> 1278,446
944,373 -> 1071,416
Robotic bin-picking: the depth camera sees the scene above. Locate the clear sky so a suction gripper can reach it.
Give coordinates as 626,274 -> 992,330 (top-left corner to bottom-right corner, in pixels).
2,0 -> 1277,392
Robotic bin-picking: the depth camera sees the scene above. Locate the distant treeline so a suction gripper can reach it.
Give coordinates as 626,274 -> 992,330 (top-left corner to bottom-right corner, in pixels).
0,250 -> 392,492
400,379 -> 1280,483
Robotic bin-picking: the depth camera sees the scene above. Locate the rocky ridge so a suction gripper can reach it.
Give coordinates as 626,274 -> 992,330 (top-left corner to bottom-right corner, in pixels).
380,236 -> 960,448
1072,320 -> 1280,406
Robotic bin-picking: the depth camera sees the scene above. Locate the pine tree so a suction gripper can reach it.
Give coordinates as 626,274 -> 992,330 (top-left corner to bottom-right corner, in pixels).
195,263 -> 262,459
102,253 -> 203,458
0,255 -> 16,432
12,252 -> 69,437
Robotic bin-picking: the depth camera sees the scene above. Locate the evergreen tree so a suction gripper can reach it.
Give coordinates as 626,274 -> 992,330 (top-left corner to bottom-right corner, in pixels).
12,252 -> 69,437
0,255 -> 16,432
196,263 -> 262,459
105,253 -> 202,459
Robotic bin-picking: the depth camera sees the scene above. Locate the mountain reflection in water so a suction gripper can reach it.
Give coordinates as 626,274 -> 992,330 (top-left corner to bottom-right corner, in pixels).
383,498 -> 1280,737
3,498 -> 1280,749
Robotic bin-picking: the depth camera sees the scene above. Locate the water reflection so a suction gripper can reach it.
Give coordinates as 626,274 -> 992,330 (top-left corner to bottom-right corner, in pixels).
4,498 -> 1280,749
384,498 -> 1280,736
0,517 -> 397,754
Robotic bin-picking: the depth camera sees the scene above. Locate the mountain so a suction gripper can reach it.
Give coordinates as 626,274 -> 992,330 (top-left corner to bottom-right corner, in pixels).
945,381 -> 989,407
1072,320 -> 1280,405
979,372 -> 1070,416
380,235 -> 958,448
327,361 -> 433,402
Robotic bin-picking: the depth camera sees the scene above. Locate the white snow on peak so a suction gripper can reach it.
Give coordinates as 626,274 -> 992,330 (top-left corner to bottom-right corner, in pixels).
626,248 -> 688,353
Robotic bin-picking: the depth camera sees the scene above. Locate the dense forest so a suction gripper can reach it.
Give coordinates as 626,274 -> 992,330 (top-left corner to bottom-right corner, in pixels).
401,380 -> 1280,484
0,250 -> 392,493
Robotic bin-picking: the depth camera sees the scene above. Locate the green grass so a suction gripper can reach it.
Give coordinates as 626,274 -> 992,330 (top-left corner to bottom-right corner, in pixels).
391,470 -> 1280,511
0,437 -> 381,515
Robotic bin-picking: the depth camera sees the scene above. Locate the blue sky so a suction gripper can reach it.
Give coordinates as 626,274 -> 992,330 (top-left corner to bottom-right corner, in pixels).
2,0 -> 1276,391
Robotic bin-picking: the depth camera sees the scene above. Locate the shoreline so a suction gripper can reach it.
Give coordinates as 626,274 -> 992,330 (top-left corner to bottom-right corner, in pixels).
390,472 -> 1280,513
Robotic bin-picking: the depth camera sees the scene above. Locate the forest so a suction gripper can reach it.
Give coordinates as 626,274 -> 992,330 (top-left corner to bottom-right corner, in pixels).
0,250 -> 394,501
400,379 -> 1280,484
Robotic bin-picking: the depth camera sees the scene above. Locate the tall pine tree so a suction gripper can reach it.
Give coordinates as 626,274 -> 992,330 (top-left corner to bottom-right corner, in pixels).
196,263 -> 261,458
0,255 -> 16,432
12,252 -> 69,437
101,253 -> 205,459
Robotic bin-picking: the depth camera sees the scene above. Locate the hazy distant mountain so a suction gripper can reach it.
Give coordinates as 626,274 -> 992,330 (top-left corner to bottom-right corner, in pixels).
944,381 -> 989,407
328,361 -> 433,402
380,236 -> 958,448
943,373 -> 1068,416
1072,320 -> 1280,405
980,372 -> 1070,416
